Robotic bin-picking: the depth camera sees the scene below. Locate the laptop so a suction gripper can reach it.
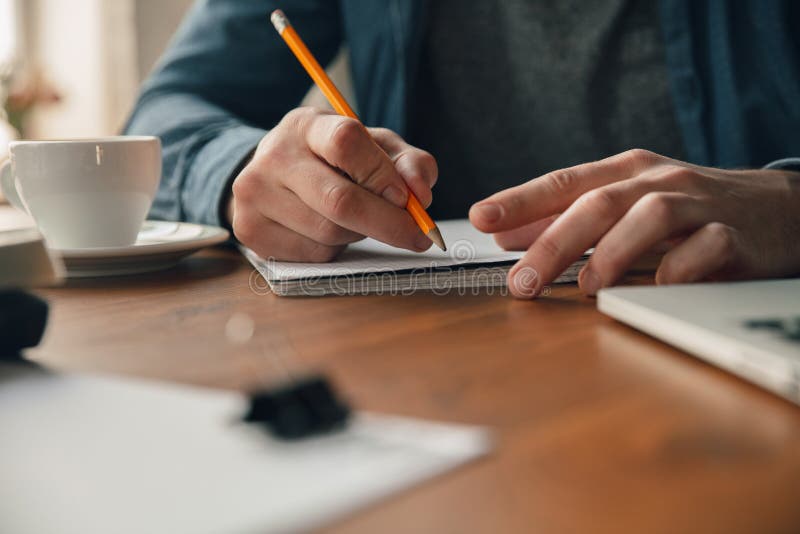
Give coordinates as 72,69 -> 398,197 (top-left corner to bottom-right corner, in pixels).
597,279 -> 800,405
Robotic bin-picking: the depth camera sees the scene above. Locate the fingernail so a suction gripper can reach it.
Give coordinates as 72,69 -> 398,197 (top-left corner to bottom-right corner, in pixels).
415,233 -> 432,251
510,265 -> 540,298
383,185 -> 407,207
579,267 -> 602,296
474,202 -> 502,225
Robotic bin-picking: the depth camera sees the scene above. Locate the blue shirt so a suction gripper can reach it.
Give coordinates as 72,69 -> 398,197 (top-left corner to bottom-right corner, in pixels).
125,0 -> 800,227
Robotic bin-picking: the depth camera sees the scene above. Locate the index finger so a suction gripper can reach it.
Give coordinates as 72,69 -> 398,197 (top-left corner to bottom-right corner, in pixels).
369,127 -> 438,208
470,149 -> 663,233
306,114 -> 410,209
285,163 -> 431,252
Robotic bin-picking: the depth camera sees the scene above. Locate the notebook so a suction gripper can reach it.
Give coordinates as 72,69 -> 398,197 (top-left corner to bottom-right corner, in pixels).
598,280 -> 800,405
0,227 -> 63,288
243,219 -> 589,296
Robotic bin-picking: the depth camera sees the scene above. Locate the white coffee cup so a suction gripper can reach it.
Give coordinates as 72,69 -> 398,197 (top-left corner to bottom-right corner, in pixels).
0,136 -> 161,249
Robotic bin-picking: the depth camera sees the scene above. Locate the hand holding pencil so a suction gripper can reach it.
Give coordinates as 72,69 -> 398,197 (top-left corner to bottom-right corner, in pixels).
226,10 -> 444,263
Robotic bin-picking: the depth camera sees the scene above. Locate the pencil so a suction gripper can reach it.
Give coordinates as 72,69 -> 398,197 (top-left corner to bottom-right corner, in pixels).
270,9 -> 447,252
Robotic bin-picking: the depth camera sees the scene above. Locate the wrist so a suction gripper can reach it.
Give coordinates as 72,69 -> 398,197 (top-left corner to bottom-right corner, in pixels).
218,147 -> 256,232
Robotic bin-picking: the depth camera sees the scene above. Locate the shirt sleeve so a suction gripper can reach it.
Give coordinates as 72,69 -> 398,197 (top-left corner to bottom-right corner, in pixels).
123,0 -> 343,227
764,157 -> 800,173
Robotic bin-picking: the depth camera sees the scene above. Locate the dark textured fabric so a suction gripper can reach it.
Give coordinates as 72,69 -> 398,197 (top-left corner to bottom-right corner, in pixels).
410,0 -> 685,219
124,0 -> 800,227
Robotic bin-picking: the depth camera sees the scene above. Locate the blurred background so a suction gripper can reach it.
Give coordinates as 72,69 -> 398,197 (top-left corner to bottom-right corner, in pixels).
0,0 -> 194,141
0,0 -> 350,148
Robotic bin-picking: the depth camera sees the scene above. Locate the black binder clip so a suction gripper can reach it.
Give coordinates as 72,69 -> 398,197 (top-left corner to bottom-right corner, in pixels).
225,313 -> 351,440
243,374 -> 351,440
0,289 -> 49,362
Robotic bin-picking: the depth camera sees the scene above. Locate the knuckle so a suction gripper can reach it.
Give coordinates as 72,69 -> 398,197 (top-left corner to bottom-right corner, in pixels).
321,182 -> 356,219
622,148 -> 657,166
282,106 -> 315,131
416,150 -> 439,185
576,188 -> 619,219
544,168 -> 578,195
500,186 -> 528,217
255,132 -> 274,153
368,127 -> 395,142
231,173 -> 259,202
402,147 -> 435,167
661,165 -> 697,187
361,158 -> 390,191
394,150 -> 437,189
256,131 -> 290,162
637,192 -> 677,224
329,118 -> 363,160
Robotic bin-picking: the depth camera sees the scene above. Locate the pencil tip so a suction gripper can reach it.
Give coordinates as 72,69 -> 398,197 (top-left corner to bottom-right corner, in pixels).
428,227 -> 446,252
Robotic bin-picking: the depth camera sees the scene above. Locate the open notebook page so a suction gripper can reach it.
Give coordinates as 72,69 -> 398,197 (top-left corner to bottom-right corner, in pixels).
250,219 -> 524,281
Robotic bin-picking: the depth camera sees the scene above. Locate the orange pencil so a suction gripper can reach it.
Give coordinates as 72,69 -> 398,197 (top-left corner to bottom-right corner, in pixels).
270,9 -> 446,251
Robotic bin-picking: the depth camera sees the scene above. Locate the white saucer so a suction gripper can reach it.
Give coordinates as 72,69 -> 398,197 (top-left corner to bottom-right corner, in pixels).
52,221 -> 230,278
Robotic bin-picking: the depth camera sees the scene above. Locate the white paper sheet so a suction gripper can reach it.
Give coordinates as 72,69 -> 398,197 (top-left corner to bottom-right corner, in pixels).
259,219 -> 523,280
0,364 -> 491,534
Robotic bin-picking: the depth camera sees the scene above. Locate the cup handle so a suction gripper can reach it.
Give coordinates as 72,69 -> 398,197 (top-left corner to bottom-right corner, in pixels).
0,159 -> 27,212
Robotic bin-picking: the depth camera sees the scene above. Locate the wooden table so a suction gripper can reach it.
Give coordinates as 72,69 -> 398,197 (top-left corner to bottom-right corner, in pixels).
6,207 -> 800,534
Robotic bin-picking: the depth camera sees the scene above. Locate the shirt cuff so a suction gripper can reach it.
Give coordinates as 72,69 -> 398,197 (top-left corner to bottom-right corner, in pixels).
182,124 -> 266,227
764,157 -> 800,172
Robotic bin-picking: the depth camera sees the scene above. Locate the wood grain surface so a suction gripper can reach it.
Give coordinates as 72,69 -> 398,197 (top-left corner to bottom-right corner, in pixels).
5,206 -> 799,534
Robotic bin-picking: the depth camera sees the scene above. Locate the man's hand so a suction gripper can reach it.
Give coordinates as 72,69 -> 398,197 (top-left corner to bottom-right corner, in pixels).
229,107 -> 437,261
469,149 -> 800,298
